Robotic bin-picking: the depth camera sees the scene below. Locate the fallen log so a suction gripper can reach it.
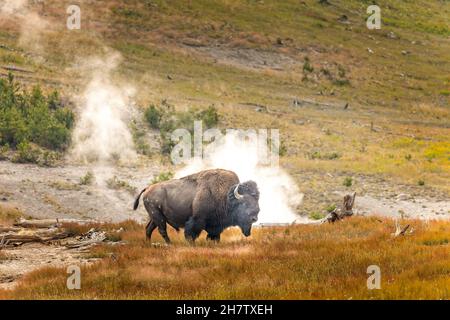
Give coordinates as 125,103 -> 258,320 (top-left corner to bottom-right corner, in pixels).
0,231 -> 72,247
14,219 -> 61,229
14,218 -> 92,229
0,226 -> 22,233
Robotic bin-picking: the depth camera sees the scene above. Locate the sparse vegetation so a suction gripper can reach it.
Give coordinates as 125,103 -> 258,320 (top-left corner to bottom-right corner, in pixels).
106,176 -> 136,194
130,121 -> 151,156
0,203 -> 22,225
144,104 -> 220,155
79,172 -> 95,186
309,212 -> 325,220
49,181 -> 81,191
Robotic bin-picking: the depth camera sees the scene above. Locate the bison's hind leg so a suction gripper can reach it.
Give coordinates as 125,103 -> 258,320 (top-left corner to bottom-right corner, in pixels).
145,220 -> 157,241
144,202 -> 171,244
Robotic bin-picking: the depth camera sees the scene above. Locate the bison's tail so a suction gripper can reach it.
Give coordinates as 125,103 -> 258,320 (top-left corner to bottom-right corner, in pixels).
133,188 -> 147,210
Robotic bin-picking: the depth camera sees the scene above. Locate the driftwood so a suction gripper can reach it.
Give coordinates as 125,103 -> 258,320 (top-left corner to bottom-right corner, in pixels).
14,219 -> 61,229
0,226 -> 22,233
14,218 -> 90,229
1,219 -> 103,249
0,231 -> 72,247
65,229 -> 107,249
325,192 -> 356,223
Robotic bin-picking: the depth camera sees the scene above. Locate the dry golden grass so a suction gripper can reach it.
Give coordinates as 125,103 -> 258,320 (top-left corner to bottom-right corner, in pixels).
0,217 -> 448,299
0,203 -> 22,226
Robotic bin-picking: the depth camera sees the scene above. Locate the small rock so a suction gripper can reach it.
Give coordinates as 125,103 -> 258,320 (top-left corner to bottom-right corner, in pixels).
338,15 -> 350,24
396,194 -> 410,201
386,31 -> 397,39
367,48 -> 374,54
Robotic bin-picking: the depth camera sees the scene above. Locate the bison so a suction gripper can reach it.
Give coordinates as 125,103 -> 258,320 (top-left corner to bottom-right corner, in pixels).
133,169 -> 260,243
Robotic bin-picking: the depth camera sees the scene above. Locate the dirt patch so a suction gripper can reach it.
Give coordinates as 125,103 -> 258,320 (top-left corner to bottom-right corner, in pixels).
0,161 -> 159,223
353,193 -> 450,220
183,45 -> 300,71
0,243 -> 95,290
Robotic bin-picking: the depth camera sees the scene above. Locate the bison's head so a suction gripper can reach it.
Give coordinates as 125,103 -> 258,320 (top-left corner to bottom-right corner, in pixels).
227,181 -> 260,237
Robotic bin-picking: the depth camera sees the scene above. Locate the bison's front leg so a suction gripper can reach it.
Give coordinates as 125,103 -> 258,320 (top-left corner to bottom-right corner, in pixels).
184,216 -> 205,243
206,233 -> 221,242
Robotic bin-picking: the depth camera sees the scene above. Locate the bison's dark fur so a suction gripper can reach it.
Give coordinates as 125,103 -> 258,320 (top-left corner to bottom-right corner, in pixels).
133,169 -> 260,243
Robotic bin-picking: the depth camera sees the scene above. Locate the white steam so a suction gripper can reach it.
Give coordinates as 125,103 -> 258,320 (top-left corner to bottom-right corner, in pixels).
70,54 -> 137,164
0,0 -> 51,55
175,133 -> 305,224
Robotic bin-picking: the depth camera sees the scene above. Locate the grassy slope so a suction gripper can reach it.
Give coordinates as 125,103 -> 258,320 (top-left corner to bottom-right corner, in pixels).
0,1 -> 449,188
0,217 -> 448,299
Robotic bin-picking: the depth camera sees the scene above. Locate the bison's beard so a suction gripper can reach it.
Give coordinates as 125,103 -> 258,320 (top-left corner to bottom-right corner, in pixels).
240,225 -> 252,237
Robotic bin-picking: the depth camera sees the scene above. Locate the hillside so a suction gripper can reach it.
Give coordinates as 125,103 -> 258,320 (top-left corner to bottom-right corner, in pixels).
1,0 -> 449,216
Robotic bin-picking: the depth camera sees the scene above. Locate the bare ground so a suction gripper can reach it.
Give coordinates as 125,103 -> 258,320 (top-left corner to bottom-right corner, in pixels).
0,243 -> 96,290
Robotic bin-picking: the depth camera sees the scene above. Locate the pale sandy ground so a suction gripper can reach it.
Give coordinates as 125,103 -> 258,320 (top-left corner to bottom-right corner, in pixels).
0,244 -> 97,290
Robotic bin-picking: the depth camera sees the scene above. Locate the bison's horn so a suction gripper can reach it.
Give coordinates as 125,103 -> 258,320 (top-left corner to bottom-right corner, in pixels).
234,184 -> 244,200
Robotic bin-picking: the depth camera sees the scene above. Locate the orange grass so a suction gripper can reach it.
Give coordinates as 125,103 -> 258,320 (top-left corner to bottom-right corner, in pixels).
0,217 -> 448,299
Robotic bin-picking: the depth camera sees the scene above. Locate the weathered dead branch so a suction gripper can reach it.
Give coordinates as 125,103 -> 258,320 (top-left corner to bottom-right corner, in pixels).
1,219 -> 104,249
325,192 -> 356,223
392,220 -> 411,237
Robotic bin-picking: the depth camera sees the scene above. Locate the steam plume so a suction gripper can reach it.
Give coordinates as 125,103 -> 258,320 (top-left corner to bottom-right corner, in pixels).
175,133 -> 305,224
70,54 -> 137,164
0,0 -> 51,55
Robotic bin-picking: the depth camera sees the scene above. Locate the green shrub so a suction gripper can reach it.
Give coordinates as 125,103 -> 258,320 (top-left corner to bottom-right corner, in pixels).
0,74 -> 74,151
343,177 -> 353,187
12,141 -> 40,164
38,150 -> 59,167
418,179 -> 425,186
106,176 -> 136,194
309,212 -> 325,220
144,105 -> 162,129
0,144 -> 9,160
303,56 -> 314,73
130,121 -> 151,155
80,171 -> 95,185
198,105 -> 219,128
144,104 -> 220,155
151,171 -> 174,184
